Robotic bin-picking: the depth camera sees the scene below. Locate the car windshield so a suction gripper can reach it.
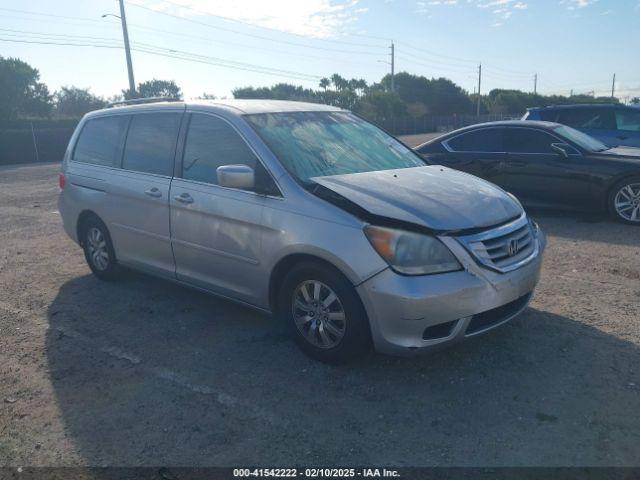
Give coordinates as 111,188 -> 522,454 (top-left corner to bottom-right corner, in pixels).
553,125 -> 610,152
244,111 -> 425,184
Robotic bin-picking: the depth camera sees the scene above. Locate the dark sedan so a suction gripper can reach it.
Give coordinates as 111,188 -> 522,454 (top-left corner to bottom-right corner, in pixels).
416,120 -> 640,224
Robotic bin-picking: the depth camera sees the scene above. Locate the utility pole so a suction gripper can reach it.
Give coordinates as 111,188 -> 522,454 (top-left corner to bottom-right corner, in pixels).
390,42 -> 395,92
118,0 -> 136,97
476,63 -> 482,117
611,73 -> 616,100
533,73 -> 537,95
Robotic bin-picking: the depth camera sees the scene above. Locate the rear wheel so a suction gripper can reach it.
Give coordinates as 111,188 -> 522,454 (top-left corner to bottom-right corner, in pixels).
80,217 -> 119,280
609,177 -> 640,225
277,261 -> 371,364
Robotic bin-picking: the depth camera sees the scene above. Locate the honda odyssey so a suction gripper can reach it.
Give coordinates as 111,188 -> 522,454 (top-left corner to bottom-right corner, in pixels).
59,99 -> 545,363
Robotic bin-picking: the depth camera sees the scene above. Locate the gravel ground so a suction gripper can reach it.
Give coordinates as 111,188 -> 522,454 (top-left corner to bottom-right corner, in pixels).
0,162 -> 639,467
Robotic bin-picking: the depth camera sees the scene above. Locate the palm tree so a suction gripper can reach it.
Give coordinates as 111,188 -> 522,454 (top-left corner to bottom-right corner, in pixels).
319,78 -> 330,91
331,73 -> 348,92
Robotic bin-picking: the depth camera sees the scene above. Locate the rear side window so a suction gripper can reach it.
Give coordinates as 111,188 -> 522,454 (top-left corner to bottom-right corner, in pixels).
447,128 -> 503,152
503,128 -> 556,154
122,113 -> 182,176
615,109 -> 640,132
556,108 -> 615,130
73,116 -> 128,167
182,113 -> 257,185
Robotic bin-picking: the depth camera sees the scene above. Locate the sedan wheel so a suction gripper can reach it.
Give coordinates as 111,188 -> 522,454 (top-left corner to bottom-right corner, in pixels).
613,182 -> 640,223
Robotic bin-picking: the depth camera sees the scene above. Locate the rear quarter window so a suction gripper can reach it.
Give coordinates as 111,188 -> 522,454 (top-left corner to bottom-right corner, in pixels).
73,115 -> 129,167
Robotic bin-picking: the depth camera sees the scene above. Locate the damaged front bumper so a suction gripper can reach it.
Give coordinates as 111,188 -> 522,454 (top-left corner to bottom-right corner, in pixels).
356,227 -> 546,356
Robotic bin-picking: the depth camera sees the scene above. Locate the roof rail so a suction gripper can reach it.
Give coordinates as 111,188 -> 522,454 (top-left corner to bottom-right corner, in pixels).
106,97 -> 182,108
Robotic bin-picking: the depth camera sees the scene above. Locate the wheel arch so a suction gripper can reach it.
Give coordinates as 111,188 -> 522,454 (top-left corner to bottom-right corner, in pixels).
76,210 -> 107,246
604,172 -> 640,210
268,253 -> 360,313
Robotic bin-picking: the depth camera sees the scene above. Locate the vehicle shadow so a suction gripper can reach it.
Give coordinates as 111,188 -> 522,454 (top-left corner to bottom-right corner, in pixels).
45,272 -> 640,467
526,208 -> 640,247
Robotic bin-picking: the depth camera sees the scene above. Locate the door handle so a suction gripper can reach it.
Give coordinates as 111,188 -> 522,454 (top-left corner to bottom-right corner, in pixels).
174,193 -> 194,204
144,187 -> 162,198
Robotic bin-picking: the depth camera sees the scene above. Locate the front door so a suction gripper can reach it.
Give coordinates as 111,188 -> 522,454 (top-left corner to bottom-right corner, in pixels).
500,127 -> 594,209
170,112 -> 270,306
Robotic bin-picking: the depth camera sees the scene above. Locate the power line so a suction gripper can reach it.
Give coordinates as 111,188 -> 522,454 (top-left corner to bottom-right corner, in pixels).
124,1 -> 387,56
0,36 -> 322,82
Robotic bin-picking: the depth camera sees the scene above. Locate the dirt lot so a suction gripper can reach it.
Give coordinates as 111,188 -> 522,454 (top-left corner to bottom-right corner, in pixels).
0,162 -> 639,467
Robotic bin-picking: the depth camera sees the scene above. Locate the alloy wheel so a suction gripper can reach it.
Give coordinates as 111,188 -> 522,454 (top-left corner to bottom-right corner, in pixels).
614,183 -> 640,223
86,227 -> 109,271
291,280 -> 346,349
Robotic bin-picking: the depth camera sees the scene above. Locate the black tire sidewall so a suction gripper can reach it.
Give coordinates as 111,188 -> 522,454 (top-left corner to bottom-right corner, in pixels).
609,176 -> 640,225
277,261 -> 371,364
81,218 -> 119,280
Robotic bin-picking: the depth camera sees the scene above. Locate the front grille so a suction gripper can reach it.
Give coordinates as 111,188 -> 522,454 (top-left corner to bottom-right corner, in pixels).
465,292 -> 532,335
456,214 -> 538,273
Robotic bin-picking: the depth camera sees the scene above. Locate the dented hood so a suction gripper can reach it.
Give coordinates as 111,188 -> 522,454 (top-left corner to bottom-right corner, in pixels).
311,166 -> 522,232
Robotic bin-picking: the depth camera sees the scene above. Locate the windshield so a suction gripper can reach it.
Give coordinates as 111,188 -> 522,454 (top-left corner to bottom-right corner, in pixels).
553,125 -> 609,152
245,111 -> 425,184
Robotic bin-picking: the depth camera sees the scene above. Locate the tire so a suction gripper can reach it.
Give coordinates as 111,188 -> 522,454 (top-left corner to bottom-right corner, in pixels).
80,217 -> 120,280
608,176 -> 640,225
277,261 -> 371,364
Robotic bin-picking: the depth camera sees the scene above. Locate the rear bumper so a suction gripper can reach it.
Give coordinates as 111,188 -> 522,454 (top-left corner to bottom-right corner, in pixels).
356,230 -> 545,356
58,190 -> 80,244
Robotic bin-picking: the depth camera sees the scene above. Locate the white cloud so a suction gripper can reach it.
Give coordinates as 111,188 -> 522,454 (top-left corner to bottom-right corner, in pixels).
562,0 -> 599,9
140,0 -> 365,38
416,0 -> 528,24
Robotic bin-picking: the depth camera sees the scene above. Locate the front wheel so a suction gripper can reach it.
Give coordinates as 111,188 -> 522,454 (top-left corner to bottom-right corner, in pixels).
277,262 -> 371,364
609,177 -> 640,225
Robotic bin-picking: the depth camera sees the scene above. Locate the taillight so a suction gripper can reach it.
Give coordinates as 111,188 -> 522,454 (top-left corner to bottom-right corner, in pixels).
58,173 -> 66,189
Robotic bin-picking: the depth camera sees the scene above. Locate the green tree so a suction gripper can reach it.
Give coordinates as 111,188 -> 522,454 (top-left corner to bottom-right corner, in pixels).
319,77 -> 330,91
379,72 -> 473,116
330,73 -> 348,91
124,79 -> 182,99
631,97 -> 640,104
0,56 -> 52,119
54,86 -> 106,117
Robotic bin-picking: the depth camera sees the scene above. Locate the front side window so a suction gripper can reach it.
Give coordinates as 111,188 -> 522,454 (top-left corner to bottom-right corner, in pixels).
446,128 -> 503,153
182,114 -> 257,185
244,111 -> 424,184
615,109 -> 640,132
557,108 -> 616,130
503,128 -> 556,154
122,113 -> 182,176
73,115 -> 128,167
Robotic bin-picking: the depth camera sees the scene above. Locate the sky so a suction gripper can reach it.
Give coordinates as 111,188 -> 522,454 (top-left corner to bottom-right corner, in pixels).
1,0 -> 639,101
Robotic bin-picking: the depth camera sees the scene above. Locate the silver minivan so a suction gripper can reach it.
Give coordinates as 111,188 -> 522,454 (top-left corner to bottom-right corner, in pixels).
59,99 -> 545,363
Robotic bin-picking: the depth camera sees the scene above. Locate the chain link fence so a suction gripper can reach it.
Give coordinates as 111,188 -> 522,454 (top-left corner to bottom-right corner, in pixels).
0,119 -> 78,166
0,113 -> 520,166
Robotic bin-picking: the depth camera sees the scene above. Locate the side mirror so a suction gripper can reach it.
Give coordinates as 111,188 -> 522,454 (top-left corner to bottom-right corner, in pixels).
551,143 -> 569,158
217,164 -> 255,190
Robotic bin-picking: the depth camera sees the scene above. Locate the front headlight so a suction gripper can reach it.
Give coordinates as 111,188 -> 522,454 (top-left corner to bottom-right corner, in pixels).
364,225 -> 462,276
